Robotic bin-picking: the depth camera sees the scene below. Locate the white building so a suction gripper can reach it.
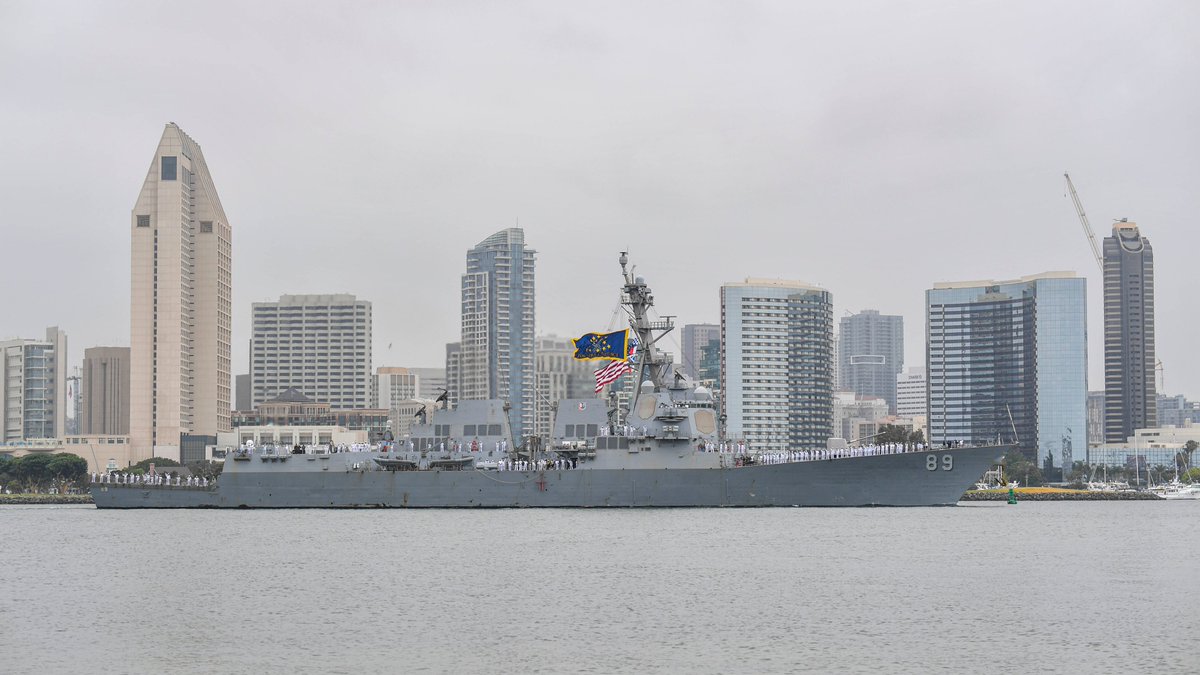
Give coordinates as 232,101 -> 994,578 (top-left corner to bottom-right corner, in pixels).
721,278 -> 833,451
250,294 -> 372,410
896,366 -> 928,418
832,391 -> 889,442
130,123 -> 232,461
1,327 -> 68,442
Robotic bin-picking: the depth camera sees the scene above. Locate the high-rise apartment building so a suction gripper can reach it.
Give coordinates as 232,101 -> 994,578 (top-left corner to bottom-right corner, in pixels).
895,366 -> 927,419
81,347 -> 129,435
1103,221 -> 1156,442
533,335 -> 598,439
459,228 -> 536,440
721,279 -> 833,451
250,294 -> 372,410
1,327 -> 67,442
130,123 -> 231,458
926,273 -> 1087,473
681,324 -> 720,381
838,310 -> 903,412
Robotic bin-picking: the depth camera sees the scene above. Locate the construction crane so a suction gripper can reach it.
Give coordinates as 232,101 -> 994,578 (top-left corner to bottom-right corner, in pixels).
1064,172 -> 1105,273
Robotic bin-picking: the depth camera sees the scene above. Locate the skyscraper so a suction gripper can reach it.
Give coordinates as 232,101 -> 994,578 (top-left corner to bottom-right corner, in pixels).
0,327 -> 67,442
838,310 -> 903,412
130,123 -> 231,458
721,279 -> 833,451
81,346 -> 130,435
680,324 -> 720,381
459,228 -> 536,440
250,294 -> 372,409
1103,221 -> 1156,442
926,273 -> 1087,473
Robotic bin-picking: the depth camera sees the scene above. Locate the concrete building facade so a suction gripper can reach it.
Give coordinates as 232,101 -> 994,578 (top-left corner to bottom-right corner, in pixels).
1103,221 -> 1156,442
832,392 -> 889,442
838,310 -> 903,412
459,228 -> 536,440
130,123 -> 232,460
1158,394 -> 1200,428
250,294 -> 372,410
926,272 -> 1087,474
721,279 -> 833,451
81,347 -> 129,435
1,327 -> 67,442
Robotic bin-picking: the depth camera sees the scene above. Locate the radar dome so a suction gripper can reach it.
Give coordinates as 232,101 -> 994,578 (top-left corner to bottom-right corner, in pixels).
694,386 -> 712,399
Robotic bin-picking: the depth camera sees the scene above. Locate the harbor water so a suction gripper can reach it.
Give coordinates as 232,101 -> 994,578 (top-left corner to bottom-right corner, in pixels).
2,502 -> 1196,674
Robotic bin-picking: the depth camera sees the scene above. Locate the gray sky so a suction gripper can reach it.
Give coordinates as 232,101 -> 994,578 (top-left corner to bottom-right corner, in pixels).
2,1 -> 1197,398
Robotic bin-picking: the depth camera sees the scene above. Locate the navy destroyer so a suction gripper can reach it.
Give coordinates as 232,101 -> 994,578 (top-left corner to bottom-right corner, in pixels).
92,253 -> 1007,508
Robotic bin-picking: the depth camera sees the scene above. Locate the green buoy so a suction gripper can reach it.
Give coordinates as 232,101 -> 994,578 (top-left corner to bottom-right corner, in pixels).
1007,487 -> 1018,505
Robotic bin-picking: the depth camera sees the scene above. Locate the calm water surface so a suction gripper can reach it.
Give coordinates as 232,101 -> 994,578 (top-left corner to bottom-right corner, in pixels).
2,502 -> 1196,674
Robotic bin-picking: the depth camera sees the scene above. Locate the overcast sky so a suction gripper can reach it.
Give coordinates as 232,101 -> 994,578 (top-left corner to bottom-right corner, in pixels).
2,1 -> 1197,398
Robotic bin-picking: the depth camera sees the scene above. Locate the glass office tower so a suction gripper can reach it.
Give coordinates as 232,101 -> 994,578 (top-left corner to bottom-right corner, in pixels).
926,273 -> 1087,474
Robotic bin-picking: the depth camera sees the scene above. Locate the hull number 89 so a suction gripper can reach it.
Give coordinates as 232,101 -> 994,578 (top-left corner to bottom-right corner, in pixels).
926,454 -> 953,471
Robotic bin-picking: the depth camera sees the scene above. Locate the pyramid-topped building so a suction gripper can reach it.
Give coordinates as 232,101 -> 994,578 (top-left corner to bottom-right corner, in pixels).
130,123 -> 232,459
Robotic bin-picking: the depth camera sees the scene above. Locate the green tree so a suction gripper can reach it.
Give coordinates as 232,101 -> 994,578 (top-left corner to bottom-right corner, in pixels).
188,460 -> 223,481
1002,449 -> 1043,487
14,453 -> 56,492
1184,440 -> 1198,472
125,457 -> 182,475
0,455 -> 16,491
48,453 -> 89,489
907,429 -> 925,448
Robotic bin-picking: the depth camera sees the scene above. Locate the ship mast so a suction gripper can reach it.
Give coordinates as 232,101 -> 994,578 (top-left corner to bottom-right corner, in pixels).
619,251 -> 674,391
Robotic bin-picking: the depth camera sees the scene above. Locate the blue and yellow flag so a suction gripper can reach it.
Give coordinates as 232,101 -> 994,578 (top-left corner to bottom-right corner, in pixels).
572,329 -> 630,361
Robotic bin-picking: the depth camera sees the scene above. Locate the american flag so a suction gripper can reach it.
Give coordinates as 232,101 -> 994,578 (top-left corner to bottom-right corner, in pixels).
594,339 -> 637,393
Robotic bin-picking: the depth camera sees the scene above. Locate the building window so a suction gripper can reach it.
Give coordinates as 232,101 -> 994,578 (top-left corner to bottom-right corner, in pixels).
161,156 -> 177,181
200,221 -> 213,233
137,215 -> 150,227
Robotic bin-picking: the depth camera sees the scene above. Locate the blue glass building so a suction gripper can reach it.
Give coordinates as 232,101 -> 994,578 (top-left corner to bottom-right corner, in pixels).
926,273 -> 1087,474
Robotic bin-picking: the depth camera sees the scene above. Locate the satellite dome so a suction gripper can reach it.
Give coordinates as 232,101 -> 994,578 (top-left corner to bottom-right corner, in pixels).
635,275 -> 646,285
640,380 -> 654,390
694,386 -> 711,399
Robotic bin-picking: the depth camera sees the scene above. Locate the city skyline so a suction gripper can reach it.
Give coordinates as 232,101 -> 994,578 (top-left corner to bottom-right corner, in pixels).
2,4 -> 1198,401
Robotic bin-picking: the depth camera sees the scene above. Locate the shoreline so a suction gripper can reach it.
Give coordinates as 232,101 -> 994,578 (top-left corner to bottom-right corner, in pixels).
0,489 -> 1167,506
0,494 -> 94,505
961,488 -> 1162,501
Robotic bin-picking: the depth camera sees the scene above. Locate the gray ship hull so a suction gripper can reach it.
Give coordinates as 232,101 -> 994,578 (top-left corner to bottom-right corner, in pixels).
91,445 -> 1004,508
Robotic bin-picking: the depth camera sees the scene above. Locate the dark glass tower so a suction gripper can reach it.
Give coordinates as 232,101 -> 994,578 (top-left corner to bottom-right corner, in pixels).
1103,222 -> 1156,442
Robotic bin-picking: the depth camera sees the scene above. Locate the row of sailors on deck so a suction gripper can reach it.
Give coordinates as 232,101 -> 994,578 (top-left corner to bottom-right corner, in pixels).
750,444 -> 931,464
241,440 -> 372,454
92,472 -> 209,486
436,440 -> 509,453
497,457 -> 578,471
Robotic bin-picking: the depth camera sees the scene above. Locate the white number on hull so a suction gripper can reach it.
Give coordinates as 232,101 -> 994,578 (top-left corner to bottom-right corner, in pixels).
926,454 -> 954,471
